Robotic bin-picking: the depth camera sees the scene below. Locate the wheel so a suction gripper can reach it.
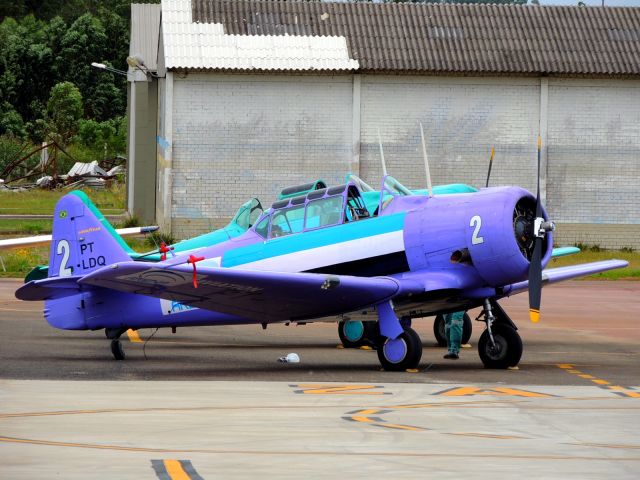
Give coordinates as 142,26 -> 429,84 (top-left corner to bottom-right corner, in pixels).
377,327 -> 422,371
110,340 -> 125,361
433,314 -> 447,346
478,325 -> 522,369
338,320 -> 376,348
434,313 -> 472,346
461,313 -> 472,344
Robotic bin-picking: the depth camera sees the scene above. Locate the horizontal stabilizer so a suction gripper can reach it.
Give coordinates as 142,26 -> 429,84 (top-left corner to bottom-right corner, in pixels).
15,276 -> 83,301
79,262 -> 401,322
502,260 -> 628,296
551,246 -> 581,258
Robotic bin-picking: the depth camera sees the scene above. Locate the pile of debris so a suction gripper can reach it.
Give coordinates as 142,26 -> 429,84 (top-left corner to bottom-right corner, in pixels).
58,161 -> 124,189
0,141 -> 126,191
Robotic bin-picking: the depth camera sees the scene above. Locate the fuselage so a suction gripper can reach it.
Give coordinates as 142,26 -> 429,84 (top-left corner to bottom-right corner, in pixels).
45,184 -> 552,331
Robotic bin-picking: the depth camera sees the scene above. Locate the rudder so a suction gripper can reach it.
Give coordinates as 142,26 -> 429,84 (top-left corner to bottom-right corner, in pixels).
49,191 -> 131,278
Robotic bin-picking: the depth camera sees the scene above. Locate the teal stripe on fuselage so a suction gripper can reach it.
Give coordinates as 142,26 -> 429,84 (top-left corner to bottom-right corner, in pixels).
223,211 -> 407,267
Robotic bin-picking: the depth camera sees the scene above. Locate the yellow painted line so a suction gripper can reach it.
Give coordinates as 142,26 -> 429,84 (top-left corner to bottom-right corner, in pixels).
164,460 -> 191,480
1,435 -> 640,461
435,387 -> 552,398
351,416 -> 375,424
592,379 -> 610,385
126,329 -> 142,343
557,364 -> 640,398
378,423 -> 422,431
448,432 -> 528,440
569,442 -> 640,450
293,384 -> 389,395
356,409 -> 381,416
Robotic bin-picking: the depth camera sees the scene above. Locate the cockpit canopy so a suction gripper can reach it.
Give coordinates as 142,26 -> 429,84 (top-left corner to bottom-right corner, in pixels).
253,182 -> 370,239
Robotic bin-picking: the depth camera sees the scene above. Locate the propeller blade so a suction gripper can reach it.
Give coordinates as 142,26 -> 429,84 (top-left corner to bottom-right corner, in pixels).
529,236 -> 542,322
535,136 -> 542,217
529,135 -> 543,323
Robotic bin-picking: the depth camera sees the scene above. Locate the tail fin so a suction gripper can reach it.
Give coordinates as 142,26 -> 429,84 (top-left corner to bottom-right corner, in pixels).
48,191 -> 132,278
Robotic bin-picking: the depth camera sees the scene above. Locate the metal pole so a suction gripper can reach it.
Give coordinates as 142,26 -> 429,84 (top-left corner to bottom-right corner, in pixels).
128,80 -> 136,215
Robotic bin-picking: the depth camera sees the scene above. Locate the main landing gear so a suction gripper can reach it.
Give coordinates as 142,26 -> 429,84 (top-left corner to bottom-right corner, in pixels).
376,326 -> 422,371
105,328 -> 127,361
477,299 -> 523,369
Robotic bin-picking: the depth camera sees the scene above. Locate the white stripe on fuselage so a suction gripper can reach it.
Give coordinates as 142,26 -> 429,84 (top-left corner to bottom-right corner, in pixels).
230,230 -> 405,272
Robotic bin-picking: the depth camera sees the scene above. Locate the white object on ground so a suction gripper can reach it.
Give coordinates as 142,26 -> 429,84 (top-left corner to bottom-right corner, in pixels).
278,353 -> 300,363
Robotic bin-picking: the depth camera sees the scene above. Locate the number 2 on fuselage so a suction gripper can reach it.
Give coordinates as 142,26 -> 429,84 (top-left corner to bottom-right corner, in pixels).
470,215 -> 484,245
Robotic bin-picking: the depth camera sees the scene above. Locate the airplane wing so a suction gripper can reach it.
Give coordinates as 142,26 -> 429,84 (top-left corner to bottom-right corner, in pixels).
500,260 -> 628,296
78,263 -> 401,321
0,226 -> 158,251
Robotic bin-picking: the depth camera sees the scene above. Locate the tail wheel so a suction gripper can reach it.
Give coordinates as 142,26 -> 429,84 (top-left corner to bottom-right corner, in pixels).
433,313 -> 472,347
377,327 -> 422,371
338,320 -> 376,348
478,325 -> 522,369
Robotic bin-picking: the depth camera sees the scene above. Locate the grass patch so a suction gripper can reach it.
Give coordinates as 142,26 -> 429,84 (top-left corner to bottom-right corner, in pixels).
0,219 -> 53,234
0,183 -> 126,215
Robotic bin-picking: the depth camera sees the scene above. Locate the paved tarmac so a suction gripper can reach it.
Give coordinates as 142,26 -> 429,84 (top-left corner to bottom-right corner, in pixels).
1,278 -> 639,478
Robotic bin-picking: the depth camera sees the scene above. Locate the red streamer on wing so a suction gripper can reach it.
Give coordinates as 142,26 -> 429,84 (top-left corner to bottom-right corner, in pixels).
187,255 -> 205,288
159,242 -> 171,261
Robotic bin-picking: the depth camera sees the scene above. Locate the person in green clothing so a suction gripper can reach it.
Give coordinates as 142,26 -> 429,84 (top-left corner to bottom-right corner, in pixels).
443,311 -> 465,359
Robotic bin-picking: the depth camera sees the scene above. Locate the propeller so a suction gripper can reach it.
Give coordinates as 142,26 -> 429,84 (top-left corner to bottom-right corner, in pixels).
527,136 -> 555,323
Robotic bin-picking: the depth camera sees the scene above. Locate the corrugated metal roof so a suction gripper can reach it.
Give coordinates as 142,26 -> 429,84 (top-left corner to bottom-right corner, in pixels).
162,0 -> 359,71
186,0 -> 640,76
130,3 -> 162,73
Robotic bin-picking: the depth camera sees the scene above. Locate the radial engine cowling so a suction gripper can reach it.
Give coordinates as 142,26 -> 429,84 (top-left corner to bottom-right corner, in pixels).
462,187 -> 553,287
403,186 -> 553,288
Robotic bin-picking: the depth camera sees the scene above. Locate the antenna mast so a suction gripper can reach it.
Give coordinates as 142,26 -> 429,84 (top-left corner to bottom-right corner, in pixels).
419,122 -> 433,197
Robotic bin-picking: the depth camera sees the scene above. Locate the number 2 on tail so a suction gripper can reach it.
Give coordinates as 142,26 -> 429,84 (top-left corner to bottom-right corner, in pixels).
57,239 -> 72,276
470,215 -> 484,245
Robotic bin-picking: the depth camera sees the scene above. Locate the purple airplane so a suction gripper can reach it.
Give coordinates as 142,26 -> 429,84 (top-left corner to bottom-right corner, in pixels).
16,173 -> 627,371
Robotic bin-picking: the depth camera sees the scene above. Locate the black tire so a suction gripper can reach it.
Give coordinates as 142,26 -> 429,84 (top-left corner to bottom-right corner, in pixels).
461,313 -> 472,344
338,320 -> 376,348
110,340 -> 125,361
478,325 -> 522,369
434,313 -> 472,346
433,314 -> 447,347
377,327 -> 422,371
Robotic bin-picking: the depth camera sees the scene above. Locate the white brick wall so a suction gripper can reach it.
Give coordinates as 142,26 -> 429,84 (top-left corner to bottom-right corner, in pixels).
162,73 -> 640,247
359,76 -> 540,193
170,73 -> 353,231
547,78 -> 640,225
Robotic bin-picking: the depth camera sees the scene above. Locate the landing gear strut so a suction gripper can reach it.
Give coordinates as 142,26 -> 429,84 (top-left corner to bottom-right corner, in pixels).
477,300 -> 522,369
375,302 -> 422,371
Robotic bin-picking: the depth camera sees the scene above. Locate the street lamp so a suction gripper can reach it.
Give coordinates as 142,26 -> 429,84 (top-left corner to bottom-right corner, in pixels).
90,62 -> 130,77
91,59 -> 144,215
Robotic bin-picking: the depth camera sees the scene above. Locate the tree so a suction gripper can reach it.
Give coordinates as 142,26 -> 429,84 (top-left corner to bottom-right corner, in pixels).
46,81 -> 83,146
